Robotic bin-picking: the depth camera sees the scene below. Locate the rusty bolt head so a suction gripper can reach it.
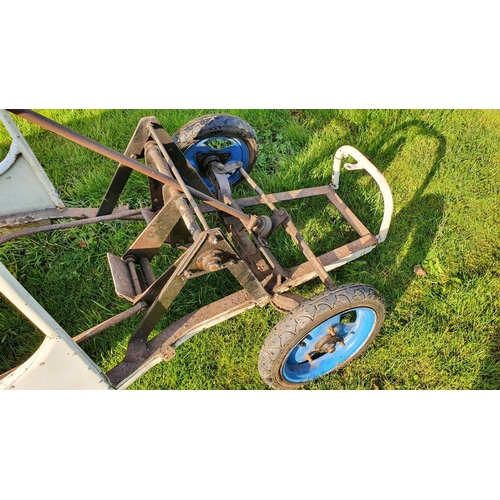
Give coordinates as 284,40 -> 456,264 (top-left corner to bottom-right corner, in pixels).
197,250 -> 224,272
208,262 -> 221,272
328,326 -> 339,336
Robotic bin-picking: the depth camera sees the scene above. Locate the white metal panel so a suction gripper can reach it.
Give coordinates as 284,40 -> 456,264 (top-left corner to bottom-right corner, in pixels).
0,262 -> 113,390
0,110 -> 64,218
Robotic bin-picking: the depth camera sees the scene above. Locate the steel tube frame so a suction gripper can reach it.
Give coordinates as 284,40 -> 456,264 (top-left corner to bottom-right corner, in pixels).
1,110 -> 394,389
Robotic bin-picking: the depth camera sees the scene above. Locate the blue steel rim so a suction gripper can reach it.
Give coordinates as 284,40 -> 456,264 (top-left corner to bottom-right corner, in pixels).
281,307 -> 378,384
182,136 -> 251,192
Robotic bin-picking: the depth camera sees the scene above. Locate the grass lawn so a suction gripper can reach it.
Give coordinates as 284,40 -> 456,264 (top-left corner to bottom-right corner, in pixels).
1,109 -> 499,390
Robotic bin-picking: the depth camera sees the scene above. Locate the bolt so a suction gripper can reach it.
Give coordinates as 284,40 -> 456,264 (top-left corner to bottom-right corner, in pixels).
183,270 -> 193,279
208,262 -> 221,272
210,235 -> 219,245
328,326 -> 339,336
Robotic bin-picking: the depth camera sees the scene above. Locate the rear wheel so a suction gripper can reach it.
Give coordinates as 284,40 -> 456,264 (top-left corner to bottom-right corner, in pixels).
258,284 -> 385,390
172,114 -> 258,192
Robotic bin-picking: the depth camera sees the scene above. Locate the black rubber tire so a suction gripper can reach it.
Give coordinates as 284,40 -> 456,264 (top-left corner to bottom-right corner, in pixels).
172,114 -> 258,184
258,284 -> 386,390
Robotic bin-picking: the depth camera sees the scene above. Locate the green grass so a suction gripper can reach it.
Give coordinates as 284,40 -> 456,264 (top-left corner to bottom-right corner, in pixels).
1,109 -> 499,390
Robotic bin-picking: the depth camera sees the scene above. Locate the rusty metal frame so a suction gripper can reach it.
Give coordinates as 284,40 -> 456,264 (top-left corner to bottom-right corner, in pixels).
0,109 -> 393,389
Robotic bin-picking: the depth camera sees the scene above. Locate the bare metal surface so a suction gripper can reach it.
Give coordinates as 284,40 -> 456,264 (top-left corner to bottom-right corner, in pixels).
122,228 -> 268,364
275,234 -> 379,293
126,258 -> 143,296
145,145 -> 202,243
124,195 -> 185,262
0,209 -> 144,246
108,253 -> 138,302
270,292 -> 305,313
198,185 -> 333,213
106,289 -> 258,388
139,257 -> 156,286
324,190 -> 371,237
73,301 -> 148,344
97,116 -> 155,216
148,124 -> 210,232
0,206 -> 141,228
222,215 -> 272,281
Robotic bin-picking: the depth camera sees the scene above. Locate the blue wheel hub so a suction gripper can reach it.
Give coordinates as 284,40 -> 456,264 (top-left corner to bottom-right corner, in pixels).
281,307 -> 377,383
182,136 -> 250,192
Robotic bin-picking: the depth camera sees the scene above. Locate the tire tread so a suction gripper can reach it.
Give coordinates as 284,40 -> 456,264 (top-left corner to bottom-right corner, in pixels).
258,284 -> 385,390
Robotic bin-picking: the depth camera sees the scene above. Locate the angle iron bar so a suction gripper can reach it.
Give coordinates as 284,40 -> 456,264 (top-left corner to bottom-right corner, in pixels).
145,144 -> 202,241
148,124 -> 210,232
197,185 -> 333,214
124,231 -> 215,354
274,234 -> 379,293
0,207 -> 142,228
123,194 -> 193,262
238,167 -> 280,213
0,209 -> 144,246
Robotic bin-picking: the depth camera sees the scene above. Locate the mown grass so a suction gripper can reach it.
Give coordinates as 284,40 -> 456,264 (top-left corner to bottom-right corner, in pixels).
1,109 -> 499,390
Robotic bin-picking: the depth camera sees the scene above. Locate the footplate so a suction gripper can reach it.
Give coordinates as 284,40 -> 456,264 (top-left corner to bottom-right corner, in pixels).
107,253 -> 149,302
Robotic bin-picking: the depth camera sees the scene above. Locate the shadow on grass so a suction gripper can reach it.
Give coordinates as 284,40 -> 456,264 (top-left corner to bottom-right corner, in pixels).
290,114 -> 447,306
280,113 -> 448,388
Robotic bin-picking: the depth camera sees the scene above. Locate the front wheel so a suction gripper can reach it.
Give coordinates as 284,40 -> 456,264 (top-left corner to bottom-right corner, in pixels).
258,284 -> 385,390
172,114 -> 258,192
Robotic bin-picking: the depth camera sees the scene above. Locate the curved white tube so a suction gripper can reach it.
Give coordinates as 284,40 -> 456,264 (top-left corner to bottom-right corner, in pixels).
332,145 -> 394,243
0,142 -> 20,176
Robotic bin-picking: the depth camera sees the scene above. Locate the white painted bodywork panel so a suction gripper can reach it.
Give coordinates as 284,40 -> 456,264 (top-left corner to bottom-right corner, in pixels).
0,109 -> 64,218
0,262 -> 113,390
